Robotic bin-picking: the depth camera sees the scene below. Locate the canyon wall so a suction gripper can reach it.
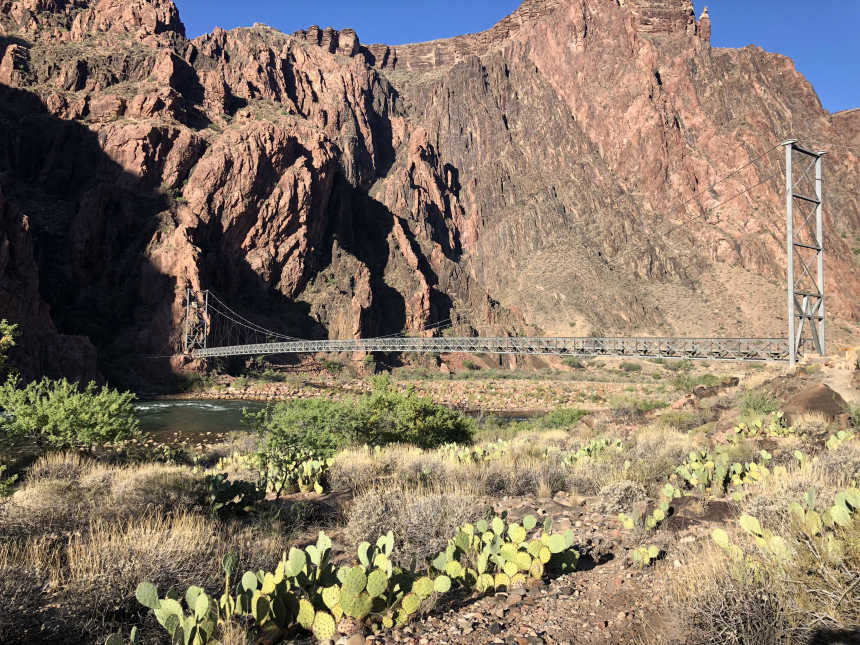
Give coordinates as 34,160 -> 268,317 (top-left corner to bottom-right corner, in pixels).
0,0 -> 857,384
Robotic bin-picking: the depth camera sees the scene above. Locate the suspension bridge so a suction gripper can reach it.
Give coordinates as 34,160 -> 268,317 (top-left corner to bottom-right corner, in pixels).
182,141 -> 828,366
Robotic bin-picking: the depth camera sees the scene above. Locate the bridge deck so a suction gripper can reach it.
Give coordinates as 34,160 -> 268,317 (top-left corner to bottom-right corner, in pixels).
191,337 -> 790,362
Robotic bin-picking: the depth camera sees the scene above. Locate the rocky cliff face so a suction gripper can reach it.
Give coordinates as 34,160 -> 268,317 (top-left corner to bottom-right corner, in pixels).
0,0 -> 857,384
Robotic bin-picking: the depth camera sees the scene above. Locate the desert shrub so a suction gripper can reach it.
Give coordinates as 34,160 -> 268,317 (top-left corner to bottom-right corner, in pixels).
0,376 -> 139,449
671,373 -> 725,393
620,361 -> 642,372
343,486 -> 484,568
26,452 -> 94,482
563,357 -> 585,369
0,513 -> 283,645
657,410 -> 704,431
610,396 -> 668,421
329,449 -> 390,492
681,483 -> 860,645
790,411 -> 832,439
535,407 -> 588,429
482,466 -> 539,497
247,377 -> 472,453
322,359 -> 344,375
740,389 -> 781,417
817,441 -> 860,485
663,360 -> 692,372
354,378 -> 473,448
462,360 -> 479,371
596,480 -> 647,514
675,548 -> 792,645
245,398 -> 356,455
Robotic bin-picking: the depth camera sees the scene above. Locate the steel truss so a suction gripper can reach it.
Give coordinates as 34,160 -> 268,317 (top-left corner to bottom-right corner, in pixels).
182,288 -> 208,354
191,336 -> 790,362
783,140 -> 826,367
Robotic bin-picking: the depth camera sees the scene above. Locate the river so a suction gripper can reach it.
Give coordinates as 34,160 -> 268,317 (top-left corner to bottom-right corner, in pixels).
136,399 -> 267,440
136,399 -> 535,442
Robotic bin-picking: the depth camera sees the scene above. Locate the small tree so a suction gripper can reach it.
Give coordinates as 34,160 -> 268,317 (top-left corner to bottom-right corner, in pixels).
0,377 -> 139,449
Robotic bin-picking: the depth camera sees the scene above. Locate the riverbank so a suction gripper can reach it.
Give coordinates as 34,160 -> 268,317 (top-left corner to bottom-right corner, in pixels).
155,357 -> 781,413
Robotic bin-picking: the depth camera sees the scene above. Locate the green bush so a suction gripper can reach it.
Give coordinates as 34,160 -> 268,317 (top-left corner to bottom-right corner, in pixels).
620,361 -> 642,373
671,373 -> 724,393
740,389 -> 780,416
352,378 -> 473,448
245,398 -> 357,455
462,360 -> 479,371
0,376 -> 139,449
247,377 -> 472,454
562,357 -> 585,369
536,408 -> 588,429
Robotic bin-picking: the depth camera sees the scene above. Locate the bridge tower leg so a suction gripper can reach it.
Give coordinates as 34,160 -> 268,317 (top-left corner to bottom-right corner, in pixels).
182,289 -> 209,355
183,287 -> 192,354
782,140 -> 826,367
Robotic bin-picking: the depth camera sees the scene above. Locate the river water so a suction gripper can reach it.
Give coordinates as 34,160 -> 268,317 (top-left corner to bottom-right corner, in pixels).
136,399 -> 537,442
136,400 -> 267,439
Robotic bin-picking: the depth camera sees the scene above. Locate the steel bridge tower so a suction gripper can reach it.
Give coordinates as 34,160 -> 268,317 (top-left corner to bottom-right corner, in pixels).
782,140 -> 826,367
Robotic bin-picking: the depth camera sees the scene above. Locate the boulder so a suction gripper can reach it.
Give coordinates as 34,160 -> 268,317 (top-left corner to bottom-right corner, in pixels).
782,384 -> 848,424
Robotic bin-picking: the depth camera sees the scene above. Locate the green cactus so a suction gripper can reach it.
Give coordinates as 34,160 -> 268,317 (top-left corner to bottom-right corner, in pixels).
631,544 -> 661,568
312,611 -> 336,640
412,576 -> 434,598
366,569 -> 388,598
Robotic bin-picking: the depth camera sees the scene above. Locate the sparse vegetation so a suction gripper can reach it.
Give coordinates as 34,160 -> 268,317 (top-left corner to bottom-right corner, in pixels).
1,350 -> 856,644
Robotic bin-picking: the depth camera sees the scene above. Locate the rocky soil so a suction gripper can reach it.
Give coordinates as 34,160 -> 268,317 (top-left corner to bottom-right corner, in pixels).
0,0 -> 858,386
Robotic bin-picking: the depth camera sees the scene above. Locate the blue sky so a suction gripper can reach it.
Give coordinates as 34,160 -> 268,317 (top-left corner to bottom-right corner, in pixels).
176,1 -> 859,113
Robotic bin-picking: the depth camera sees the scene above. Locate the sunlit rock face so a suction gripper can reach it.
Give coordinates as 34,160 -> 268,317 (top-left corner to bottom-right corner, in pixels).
0,0 -> 857,383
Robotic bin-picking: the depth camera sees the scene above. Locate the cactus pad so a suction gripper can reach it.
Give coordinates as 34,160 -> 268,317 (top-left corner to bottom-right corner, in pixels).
312,611 -> 336,641
401,593 -> 420,614
433,575 -> 452,593
366,569 -> 388,598
342,566 -> 367,598
445,560 -> 464,578
491,517 -> 505,535
548,533 -> 567,554
515,552 -> 532,571
413,576 -> 434,598
135,582 -> 159,610
508,523 -> 526,544
297,598 -> 315,630
322,585 -> 340,609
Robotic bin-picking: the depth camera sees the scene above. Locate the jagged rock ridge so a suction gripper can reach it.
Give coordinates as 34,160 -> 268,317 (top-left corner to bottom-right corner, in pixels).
0,0 -> 857,383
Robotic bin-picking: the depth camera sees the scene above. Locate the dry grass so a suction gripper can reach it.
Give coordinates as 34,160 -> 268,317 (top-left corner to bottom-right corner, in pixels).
343,485 -> 485,569
332,434 -> 573,500
668,450 -> 860,645
668,543 -> 793,645
0,454 -> 287,645
1,457 -> 205,542
791,411 -> 836,439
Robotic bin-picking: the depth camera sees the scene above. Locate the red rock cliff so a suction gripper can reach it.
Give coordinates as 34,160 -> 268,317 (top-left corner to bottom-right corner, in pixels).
0,0 -> 857,384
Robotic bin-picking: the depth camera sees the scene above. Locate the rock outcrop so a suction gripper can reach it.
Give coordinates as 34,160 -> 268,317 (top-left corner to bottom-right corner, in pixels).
0,0 -> 857,385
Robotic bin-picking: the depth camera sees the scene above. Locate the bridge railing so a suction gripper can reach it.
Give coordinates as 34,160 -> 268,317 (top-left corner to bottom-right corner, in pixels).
190,336 -> 791,362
